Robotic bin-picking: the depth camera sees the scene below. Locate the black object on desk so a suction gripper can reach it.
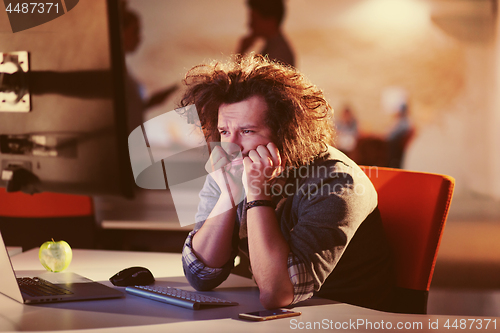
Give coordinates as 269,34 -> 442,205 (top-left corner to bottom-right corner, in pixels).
110,267 -> 155,286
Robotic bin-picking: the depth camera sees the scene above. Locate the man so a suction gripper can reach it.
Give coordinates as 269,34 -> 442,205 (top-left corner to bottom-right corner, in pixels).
120,4 -> 178,134
121,8 -> 145,134
237,0 -> 295,67
180,54 -> 395,311
387,104 -> 414,168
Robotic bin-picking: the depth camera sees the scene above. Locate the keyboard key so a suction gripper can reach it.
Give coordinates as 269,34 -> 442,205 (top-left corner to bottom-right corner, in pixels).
17,277 -> 73,297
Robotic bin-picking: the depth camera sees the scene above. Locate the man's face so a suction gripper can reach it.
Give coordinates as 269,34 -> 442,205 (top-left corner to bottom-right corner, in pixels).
218,95 -> 274,159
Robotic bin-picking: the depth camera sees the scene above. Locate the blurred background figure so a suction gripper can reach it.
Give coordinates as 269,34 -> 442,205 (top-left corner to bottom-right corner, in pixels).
120,1 -> 178,133
335,105 -> 359,158
121,6 -> 145,133
121,4 -> 141,55
386,104 -> 414,168
237,0 -> 295,67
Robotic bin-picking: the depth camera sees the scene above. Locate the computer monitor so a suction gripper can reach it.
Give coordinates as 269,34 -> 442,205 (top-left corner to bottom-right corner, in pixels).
0,0 -> 134,198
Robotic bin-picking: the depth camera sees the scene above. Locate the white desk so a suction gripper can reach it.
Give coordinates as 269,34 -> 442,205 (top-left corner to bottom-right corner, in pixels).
6,247 -> 22,257
1,249 -> 498,332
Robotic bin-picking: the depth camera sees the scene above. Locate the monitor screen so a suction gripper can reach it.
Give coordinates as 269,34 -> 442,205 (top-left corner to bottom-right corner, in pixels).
0,0 -> 134,198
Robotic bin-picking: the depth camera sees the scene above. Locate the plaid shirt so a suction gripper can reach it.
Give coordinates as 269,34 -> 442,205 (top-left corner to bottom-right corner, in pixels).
182,230 -> 314,304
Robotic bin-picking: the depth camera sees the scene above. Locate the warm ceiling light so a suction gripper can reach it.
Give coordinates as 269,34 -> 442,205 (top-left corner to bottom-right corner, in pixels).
340,0 -> 430,38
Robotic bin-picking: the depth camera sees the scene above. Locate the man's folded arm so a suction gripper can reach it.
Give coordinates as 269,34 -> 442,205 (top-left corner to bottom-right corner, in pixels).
183,228 -> 315,301
287,253 -> 315,304
182,230 -> 234,291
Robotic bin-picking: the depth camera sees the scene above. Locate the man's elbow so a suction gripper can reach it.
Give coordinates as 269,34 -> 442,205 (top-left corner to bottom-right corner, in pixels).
259,289 -> 294,310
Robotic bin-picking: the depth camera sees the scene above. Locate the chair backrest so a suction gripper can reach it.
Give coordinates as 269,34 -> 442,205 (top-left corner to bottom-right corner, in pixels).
0,188 -> 93,218
0,188 -> 95,250
360,166 -> 455,313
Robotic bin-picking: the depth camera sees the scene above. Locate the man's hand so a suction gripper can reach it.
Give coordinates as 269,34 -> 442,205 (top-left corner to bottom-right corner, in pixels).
205,143 -> 245,207
193,143 -> 244,268
243,142 -> 283,200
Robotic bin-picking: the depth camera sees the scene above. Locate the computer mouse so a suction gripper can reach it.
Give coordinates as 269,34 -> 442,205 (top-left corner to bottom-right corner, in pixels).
109,266 -> 155,287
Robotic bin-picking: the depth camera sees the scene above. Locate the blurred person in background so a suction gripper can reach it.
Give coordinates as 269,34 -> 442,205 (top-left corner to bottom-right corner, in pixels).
386,104 -> 414,168
335,105 -> 359,158
121,2 -> 178,133
237,0 -> 295,67
121,7 -> 145,133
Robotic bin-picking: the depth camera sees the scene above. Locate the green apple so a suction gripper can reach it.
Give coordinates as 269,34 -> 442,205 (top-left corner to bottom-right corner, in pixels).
38,239 -> 72,272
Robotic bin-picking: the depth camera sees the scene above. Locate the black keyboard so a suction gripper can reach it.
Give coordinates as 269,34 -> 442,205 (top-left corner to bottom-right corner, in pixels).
126,285 -> 239,310
17,277 -> 73,297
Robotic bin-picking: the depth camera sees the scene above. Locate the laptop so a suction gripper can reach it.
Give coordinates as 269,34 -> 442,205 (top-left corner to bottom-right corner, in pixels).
0,231 -> 124,304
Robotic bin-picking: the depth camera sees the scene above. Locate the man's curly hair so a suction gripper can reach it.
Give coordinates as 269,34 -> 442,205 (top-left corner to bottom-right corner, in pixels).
179,54 -> 335,168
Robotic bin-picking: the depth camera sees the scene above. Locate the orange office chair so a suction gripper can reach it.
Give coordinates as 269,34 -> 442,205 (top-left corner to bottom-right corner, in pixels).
0,188 -> 96,250
360,166 -> 455,314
